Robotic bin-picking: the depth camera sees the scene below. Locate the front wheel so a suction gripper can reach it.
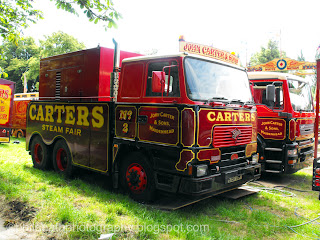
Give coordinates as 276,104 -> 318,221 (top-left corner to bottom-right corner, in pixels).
53,140 -> 73,177
120,152 -> 156,202
30,136 -> 51,170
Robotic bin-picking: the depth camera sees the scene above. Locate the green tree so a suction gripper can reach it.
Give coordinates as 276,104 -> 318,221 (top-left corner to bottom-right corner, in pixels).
249,40 -> 286,66
0,37 -> 40,92
40,31 -> 86,58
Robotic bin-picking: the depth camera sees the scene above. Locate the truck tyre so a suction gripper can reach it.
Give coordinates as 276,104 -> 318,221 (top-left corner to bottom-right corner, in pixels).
120,152 -> 156,202
53,140 -> 73,178
30,136 -> 51,170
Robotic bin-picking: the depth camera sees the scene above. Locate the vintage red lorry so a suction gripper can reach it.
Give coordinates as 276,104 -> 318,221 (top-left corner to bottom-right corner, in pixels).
248,72 -> 315,174
26,40 -> 261,202
0,78 -> 15,143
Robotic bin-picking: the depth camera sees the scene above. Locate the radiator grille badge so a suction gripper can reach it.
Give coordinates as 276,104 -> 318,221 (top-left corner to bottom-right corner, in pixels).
231,128 -> 241,142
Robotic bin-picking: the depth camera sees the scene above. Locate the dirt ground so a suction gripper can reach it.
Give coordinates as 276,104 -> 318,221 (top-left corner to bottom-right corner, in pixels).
0,196 -> 40,240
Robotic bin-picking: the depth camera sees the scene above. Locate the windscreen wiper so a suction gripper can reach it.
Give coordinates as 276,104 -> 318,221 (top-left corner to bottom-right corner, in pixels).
204,97 -> 229,105
229,99 -> 245,105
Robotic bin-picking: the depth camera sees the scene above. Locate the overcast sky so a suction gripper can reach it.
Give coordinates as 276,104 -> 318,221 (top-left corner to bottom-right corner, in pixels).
24,0 -> 320,66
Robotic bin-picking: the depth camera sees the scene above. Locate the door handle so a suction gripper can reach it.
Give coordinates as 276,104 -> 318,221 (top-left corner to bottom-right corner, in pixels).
138,115 -> 148,124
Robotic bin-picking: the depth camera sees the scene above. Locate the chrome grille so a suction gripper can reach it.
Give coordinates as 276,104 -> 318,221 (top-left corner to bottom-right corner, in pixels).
300,124 -> 314,136
213,125 -> 252,148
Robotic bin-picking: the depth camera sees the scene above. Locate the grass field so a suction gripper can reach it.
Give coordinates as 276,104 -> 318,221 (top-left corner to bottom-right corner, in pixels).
0,138 -> 320,239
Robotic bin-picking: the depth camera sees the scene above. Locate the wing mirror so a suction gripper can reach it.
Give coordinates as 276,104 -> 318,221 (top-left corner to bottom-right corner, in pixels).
152,71 -> 165,93
266,84 -> 275,104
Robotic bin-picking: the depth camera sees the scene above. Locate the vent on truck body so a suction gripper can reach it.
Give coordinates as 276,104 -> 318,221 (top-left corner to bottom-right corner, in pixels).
55,72 -> 61,100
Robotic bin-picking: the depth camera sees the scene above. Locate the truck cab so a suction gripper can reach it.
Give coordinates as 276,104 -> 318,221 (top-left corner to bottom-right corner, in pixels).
113,49 -> 261,199
248,72 -> 314,173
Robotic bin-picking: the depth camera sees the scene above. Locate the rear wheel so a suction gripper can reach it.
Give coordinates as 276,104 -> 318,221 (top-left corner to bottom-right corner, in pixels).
53,140 -> 73,177
120,152 -> 156,202
30,136 -> 51,170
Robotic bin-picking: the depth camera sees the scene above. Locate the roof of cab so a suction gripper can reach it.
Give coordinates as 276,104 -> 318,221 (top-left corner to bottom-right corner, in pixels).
247,71 -> 307,82
121,52 -> 245,70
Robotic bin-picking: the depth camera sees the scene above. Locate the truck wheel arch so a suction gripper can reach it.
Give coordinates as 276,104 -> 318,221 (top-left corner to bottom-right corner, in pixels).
112,144 -> 156,171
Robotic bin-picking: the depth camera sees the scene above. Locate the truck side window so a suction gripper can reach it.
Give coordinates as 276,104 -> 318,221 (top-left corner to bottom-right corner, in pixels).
146,61 -> 180,97
253,83 -> 283,109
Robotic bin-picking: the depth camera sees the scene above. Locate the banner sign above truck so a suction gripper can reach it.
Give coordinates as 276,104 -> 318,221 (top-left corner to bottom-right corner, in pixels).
247,58 -> 316,72
179,41 -> 240,65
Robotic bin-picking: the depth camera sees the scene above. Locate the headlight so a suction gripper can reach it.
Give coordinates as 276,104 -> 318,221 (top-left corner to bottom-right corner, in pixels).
251,154 -> 259,164
287,149 -> 297,156
196,165 -> 208,177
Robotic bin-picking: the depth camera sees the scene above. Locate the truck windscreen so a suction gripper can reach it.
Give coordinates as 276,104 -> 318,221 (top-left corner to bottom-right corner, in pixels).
288,79 -> 313,111
184,57 -> 252,103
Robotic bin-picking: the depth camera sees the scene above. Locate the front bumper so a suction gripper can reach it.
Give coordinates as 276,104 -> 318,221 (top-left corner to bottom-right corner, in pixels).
285,142 -> 314,174
178,164 -> 261,196
286,149 -> 314,173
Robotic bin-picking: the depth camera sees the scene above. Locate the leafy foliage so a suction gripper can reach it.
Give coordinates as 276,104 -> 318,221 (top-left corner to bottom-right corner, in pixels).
0,0 -> 120,46
52,0 -> 121,29
0,37 -> 40,92
249,40 -> 286,66
0,0 -> 43,44
40,31 -> 86,58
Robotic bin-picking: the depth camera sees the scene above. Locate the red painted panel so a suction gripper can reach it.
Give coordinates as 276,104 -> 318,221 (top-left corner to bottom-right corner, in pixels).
12,100 -> 30,130
115,105 -> 137,139
138,106 -> 179,145
181,108 -> 195,147
257,118 -> 286,140
119,63 -> 144,98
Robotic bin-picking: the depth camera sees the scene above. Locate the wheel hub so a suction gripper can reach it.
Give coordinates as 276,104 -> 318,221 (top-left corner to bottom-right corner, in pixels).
34,143 -> 43,164
56,148 -> 68,171
126,163 -> 147,193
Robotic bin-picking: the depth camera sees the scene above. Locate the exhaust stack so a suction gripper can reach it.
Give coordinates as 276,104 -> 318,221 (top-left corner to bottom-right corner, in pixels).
111,39 -> 120,101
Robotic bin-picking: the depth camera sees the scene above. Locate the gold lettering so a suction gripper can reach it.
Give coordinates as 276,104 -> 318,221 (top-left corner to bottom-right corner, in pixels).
92,106 -> 104,128
36,105 -> 44,121
65,106 -> 76,125
45,105 -> 54,122
225,112 -> 231,121
54,105 -> 65,123
76,106 -> 89,126
245,113 -> 250,122
239,113 -> 244,121
29,104 -> 36,121
232,112 -> 239,121
216,112 -> 224,121
207,112 -> 216,121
